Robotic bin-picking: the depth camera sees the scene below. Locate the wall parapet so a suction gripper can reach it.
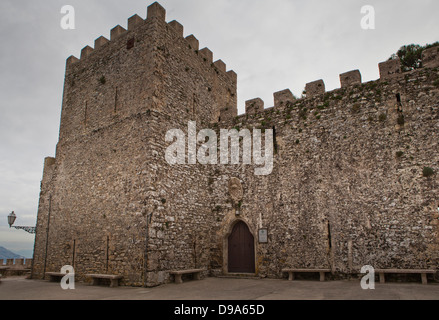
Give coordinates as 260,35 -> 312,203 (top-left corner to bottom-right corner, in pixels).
274,89 -> 295,108
340,70 -> 362,88
379,58 -> 401,79
239,45 -> 438,117
66,2 -> 236,83
0,258 -> 33,268
422,46 -> 439,68
245,98 -> 264,115
305,79 -> 325,98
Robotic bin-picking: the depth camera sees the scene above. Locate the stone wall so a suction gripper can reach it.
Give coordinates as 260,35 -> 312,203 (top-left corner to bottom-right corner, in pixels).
216,61 -> 439,277
32,1 -> 439,286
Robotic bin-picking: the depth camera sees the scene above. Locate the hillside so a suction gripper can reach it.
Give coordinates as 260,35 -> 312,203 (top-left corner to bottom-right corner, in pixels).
0,246 -> 25,261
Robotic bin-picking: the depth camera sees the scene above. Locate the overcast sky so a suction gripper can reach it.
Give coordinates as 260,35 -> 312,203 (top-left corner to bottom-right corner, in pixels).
0,0 -> 438,257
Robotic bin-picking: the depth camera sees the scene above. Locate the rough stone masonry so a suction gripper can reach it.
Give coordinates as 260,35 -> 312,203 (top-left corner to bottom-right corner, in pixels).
31,2 -> 439,286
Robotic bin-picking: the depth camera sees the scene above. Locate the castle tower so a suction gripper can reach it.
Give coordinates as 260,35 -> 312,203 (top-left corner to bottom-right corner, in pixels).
32,2 -> 237,286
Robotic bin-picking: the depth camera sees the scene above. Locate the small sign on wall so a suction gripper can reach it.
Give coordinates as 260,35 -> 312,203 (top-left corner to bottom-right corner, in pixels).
258,228 -> 268,243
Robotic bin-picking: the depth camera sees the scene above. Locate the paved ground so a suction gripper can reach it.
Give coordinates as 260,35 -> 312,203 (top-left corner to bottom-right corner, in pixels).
0,276 -> 438,300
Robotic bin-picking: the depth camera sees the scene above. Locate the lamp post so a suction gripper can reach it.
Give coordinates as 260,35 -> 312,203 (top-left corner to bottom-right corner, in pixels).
8,211 -> 16,228
7,211 -> 36,234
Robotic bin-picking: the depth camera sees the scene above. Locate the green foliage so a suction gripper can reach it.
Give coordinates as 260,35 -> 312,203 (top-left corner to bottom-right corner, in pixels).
389,42 -> 439,71
298,108 -> 307,120
423,167 -> 434,177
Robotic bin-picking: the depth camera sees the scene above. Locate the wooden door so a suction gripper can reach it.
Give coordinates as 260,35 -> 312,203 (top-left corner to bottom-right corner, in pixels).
228,221 -> 255,273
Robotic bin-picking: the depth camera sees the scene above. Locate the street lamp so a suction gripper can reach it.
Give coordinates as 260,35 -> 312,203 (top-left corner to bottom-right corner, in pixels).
8,211 -> 16,228
7,211 -> 36,234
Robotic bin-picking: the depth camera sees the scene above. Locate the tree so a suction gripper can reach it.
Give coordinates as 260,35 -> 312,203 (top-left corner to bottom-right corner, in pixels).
389,42 -> 439,72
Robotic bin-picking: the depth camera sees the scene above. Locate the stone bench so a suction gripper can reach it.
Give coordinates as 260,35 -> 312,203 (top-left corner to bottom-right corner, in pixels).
85,274 -> 123,288
45,272 -> 69,282
282,268 -> 331,282
0,266 -> 10,278
169,269 -> 205,284
374,269 -> 436,285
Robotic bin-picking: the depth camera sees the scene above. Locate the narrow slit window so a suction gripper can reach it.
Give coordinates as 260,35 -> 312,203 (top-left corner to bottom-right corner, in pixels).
84,101 -> 88,127
327,222 -> 332,249
114,87 -> 118,113
272,126 -> 278,154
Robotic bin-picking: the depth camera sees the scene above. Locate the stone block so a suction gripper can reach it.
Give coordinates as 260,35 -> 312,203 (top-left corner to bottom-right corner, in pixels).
305,80 -> 325,98
128,14 -> 144,31
340,70 -> 362,88
94,36 -> 109,49
422,46 -> 439,68
274,89 -> 295,108
245,98 -> 264,114
111,25 -> 127,40
186,35 -> 199,51
147,2 -> 166,21
379,58 -> 401,79
66,55 -> 79,66
80,46 -> 93,59
168,20 -> 184,37
199,48 -> 213,64
227,70 -> 237,83
213,60 -> 226,72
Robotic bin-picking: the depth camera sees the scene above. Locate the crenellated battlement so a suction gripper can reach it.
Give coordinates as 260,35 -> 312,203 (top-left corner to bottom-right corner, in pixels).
0,258 -> 33,268
59,1 -> 237,143
242,48 -> 439,117
57,2 -> 439,143
65,2 -> 235,83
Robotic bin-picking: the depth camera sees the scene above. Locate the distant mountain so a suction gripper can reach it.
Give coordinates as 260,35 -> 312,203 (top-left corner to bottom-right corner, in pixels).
0,246 -> 26,261
15,249 -> 33,259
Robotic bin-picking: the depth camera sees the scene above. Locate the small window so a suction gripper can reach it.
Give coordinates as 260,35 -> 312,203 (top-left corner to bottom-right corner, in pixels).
127,38 -> 135,50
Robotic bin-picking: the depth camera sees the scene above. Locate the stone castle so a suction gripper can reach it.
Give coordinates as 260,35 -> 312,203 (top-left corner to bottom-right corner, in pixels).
31,2 -> 439,286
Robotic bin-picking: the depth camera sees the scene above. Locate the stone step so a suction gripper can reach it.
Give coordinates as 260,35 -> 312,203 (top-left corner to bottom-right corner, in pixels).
216,274 -> 261,280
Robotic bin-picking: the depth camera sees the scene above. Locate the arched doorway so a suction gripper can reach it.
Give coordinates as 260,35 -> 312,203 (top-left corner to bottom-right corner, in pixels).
228,221 -> 255,273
